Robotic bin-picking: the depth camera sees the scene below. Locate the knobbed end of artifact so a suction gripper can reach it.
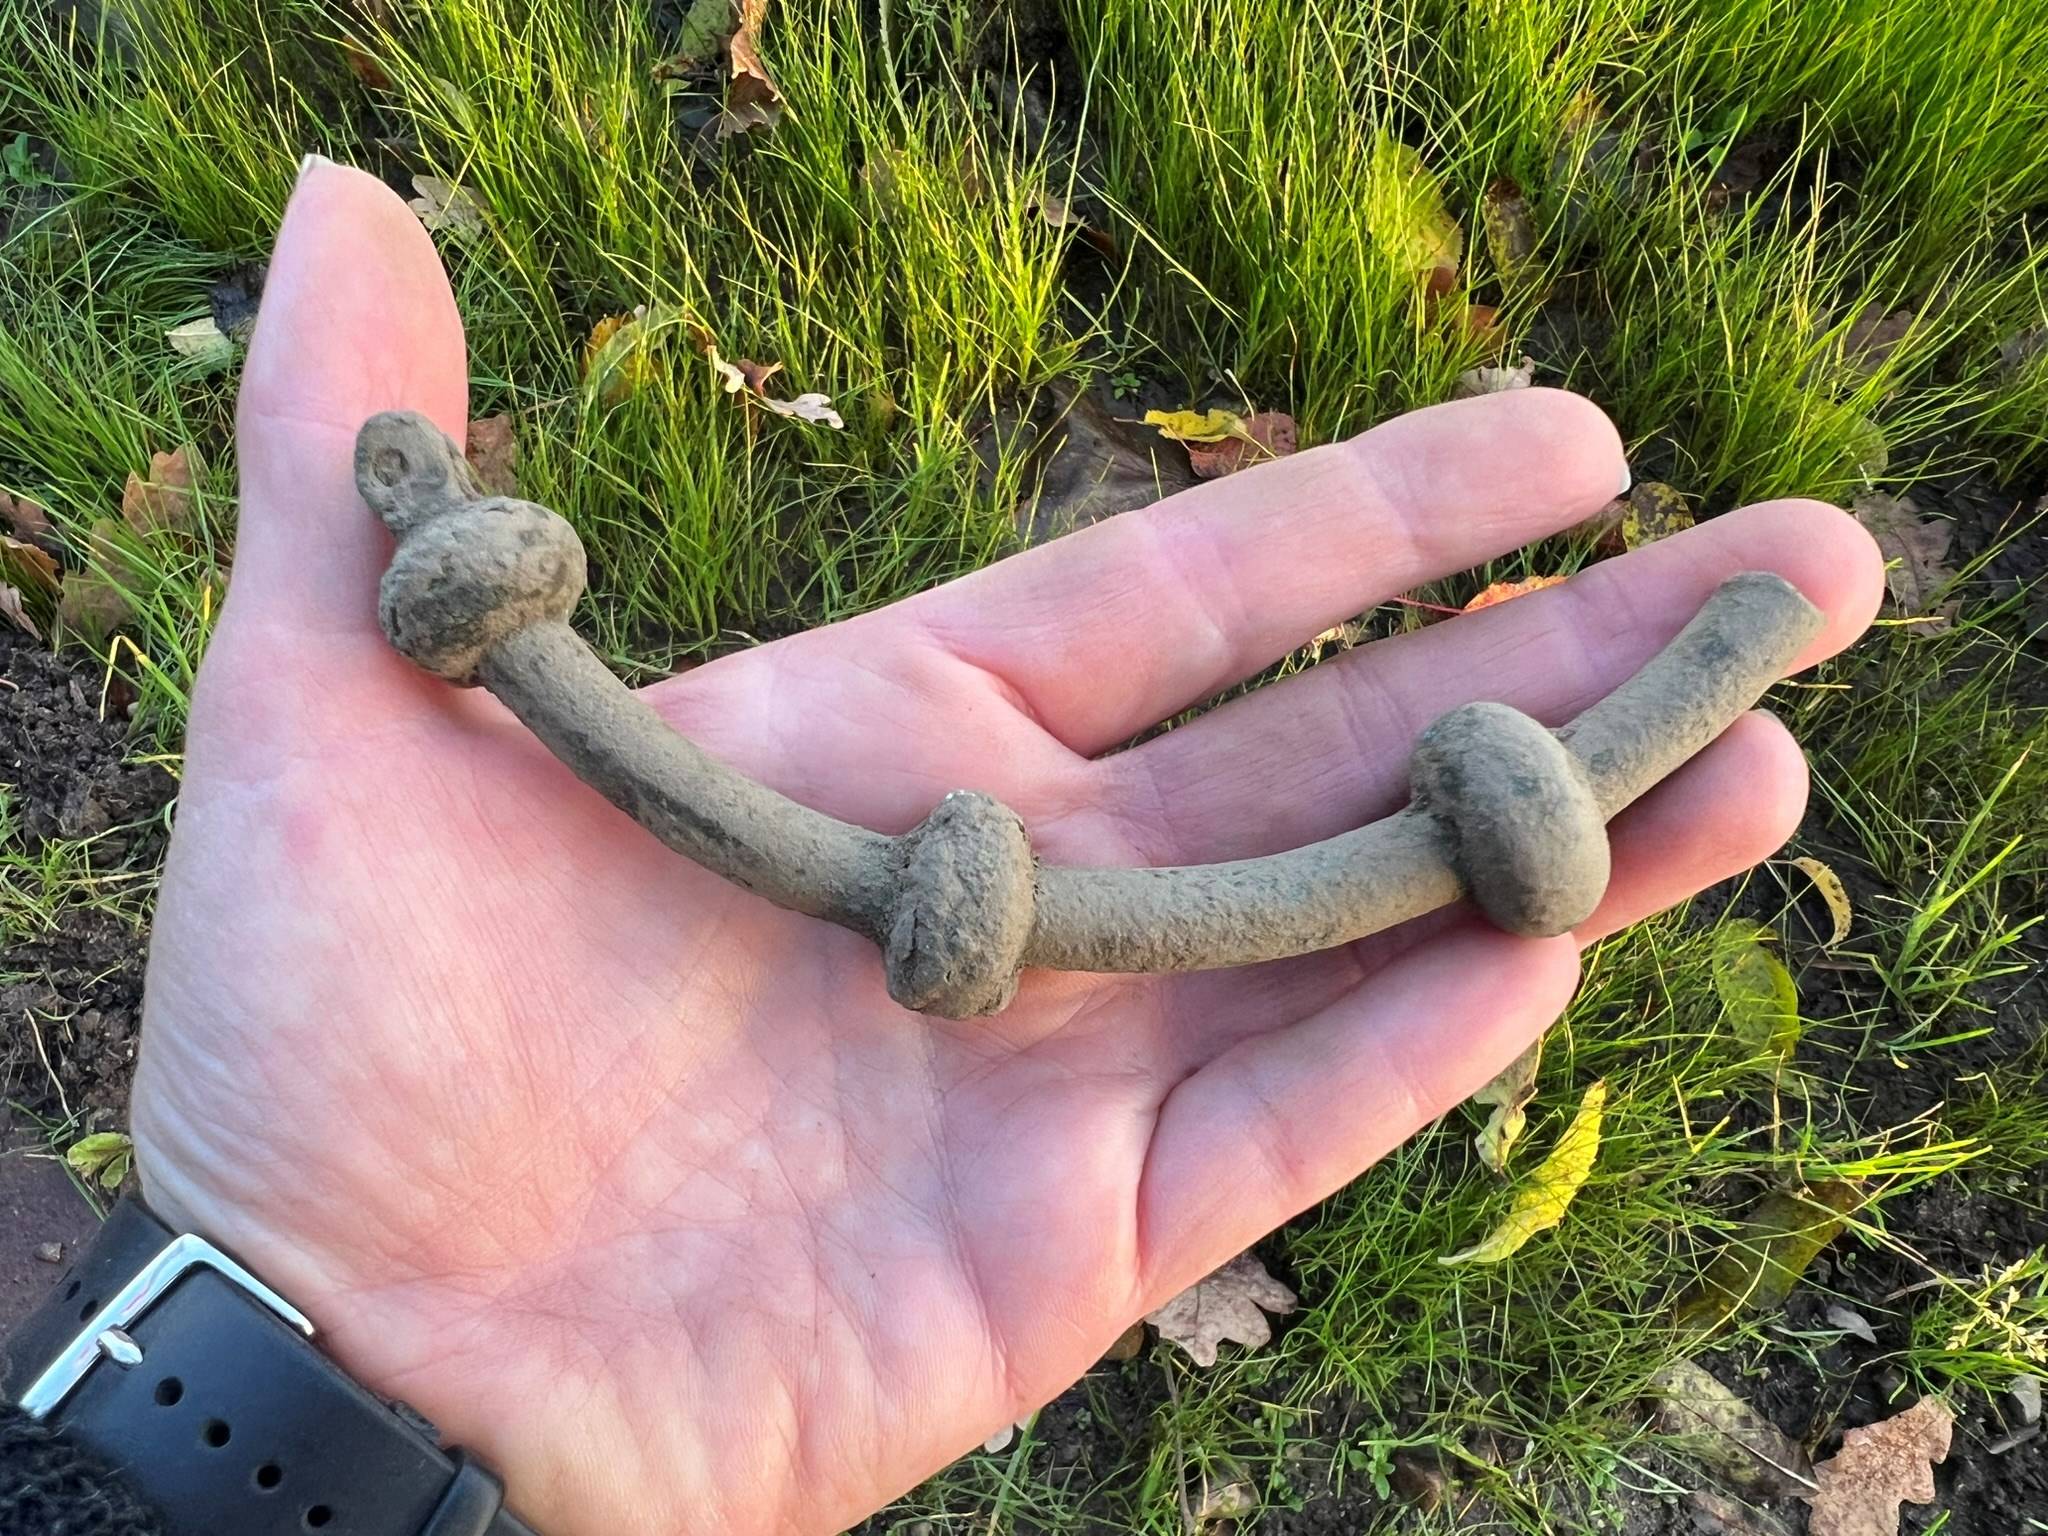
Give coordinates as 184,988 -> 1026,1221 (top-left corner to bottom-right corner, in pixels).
1410,701 -> 1610,936
884,791 -> 1037,1018
357,410 -> 587,685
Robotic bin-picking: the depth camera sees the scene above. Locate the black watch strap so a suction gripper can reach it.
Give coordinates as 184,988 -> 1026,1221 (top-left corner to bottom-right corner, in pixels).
1,1196 -> 537,1536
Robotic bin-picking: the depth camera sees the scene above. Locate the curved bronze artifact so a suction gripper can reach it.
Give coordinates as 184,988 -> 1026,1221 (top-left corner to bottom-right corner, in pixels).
355,410 -> 1823,1018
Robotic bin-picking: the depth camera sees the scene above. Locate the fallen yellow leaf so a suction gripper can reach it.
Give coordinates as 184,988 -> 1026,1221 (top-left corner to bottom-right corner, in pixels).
1790,856 -> 1852,945
1143,407 -> 1245,444
1441,1079 -> 1606,1264
1368,135 -> 1462,293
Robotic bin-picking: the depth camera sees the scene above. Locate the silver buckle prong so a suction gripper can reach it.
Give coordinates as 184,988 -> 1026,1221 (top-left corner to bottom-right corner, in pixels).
20,1232 -> 314,1420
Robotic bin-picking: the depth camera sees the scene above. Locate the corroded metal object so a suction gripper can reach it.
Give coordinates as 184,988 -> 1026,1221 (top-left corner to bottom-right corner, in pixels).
355,410 -> 1823,1019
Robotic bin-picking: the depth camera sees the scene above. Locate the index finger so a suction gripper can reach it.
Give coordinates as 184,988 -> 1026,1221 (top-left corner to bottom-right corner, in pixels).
896,390 -> 1627,756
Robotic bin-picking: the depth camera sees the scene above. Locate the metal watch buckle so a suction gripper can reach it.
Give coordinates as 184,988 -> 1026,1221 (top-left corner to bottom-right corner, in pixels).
20,1232 -> 315,1421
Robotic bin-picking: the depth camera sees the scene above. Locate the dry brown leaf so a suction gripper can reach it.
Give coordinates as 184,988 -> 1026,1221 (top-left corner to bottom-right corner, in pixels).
1841,306 -> 1914,382
0,584 -> 38,640
121,447 -> 199,538
1804,1396 -> 1952,1536
1852,493 -> 1957,631
1650,1358 -> 1816,1498
1146,1252 -> 1297,1367
716,0 -> 782,138
1025,185 -> 1117,258
465,414 -> 521,497
1186,411 -> 1297,479
1464,573 -> 1566,613
1454,355 -> 1535,397
341,36 -> 392,90
2,534 -> 59,596
57,519 -> 139,638
1,490 -> 55,548
1469,1034 -> 1543,1173
1481,175 -> 1538,282
707,348 -> 842,427
1099,1320 -> 1147,1363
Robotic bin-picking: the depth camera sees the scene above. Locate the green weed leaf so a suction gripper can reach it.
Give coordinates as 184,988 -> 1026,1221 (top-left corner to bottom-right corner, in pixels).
66,1131 -> 134,1192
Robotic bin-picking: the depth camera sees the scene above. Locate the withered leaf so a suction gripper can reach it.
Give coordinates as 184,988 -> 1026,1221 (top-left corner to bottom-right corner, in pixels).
0,584 -> 38,640
1481,175 -> 1538,282
1454,356 -> 1535,398
1,490 -> 55,548
1851,492 -> 1956,630
1650,1358 -> 1816,1498
1804,1396 -> 1952,1536
664,0 -> 737,64
2,534 -> 58,596
1441,1079 -> 1605,1264
1824,1303 -> 1878,1345
1147,1252 -> 1297,1367
1675,1181 -> 1861,1331
1368,136 -> 1461,293
1621,481 -> 1694,548
1840,305 -> 1914,383
1099,1320 -> 1147,1363
409,174 -> 485,240
707,348 -> 842,427
1789,856 -> 1853,946
165,316 -> 233,370
1186,411 -> 1297,479
121,447 -> 199,537
715,0 -> 782,138
1469,1034 -> 1544,1173
1025,185 -> 1117,258
465,414 -> 520,497
584,308 -> 662,405
1464,573 -> 1567,613
210,260 -> 267,343
57,519 -> 140,638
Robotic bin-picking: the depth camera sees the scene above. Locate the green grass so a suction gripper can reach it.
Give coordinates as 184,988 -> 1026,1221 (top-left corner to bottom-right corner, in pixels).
3,1 -> 2045,1529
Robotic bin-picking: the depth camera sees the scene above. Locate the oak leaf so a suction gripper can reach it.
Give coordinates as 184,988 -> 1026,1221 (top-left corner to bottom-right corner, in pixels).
409,175 -> 485,240
1804,1396 -> 1952,1536
121,446 -> 199,537
716,0 -> 782,138
1146,1252 -> 1297,1367
1,490 -> 54,548
1851,493 -> 1956,631
1454,355 -> 1535,397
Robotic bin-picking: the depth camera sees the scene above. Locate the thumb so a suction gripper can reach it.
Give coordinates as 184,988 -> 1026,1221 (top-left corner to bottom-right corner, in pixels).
227,155 -> 469,643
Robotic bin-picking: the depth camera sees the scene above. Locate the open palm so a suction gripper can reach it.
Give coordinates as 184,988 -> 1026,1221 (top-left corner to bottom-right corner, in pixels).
130,162 -> 1883,1536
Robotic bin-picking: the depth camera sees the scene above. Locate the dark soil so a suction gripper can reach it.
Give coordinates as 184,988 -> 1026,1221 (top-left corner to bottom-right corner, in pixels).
0,627 -> 172,1129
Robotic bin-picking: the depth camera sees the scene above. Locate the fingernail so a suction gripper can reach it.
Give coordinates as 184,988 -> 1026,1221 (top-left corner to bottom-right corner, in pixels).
1616,460 -> 1634,497
296,152 -> 335,183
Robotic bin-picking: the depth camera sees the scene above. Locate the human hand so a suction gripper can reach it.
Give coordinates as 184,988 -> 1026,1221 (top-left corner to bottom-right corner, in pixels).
131,161 -> 1884,1536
